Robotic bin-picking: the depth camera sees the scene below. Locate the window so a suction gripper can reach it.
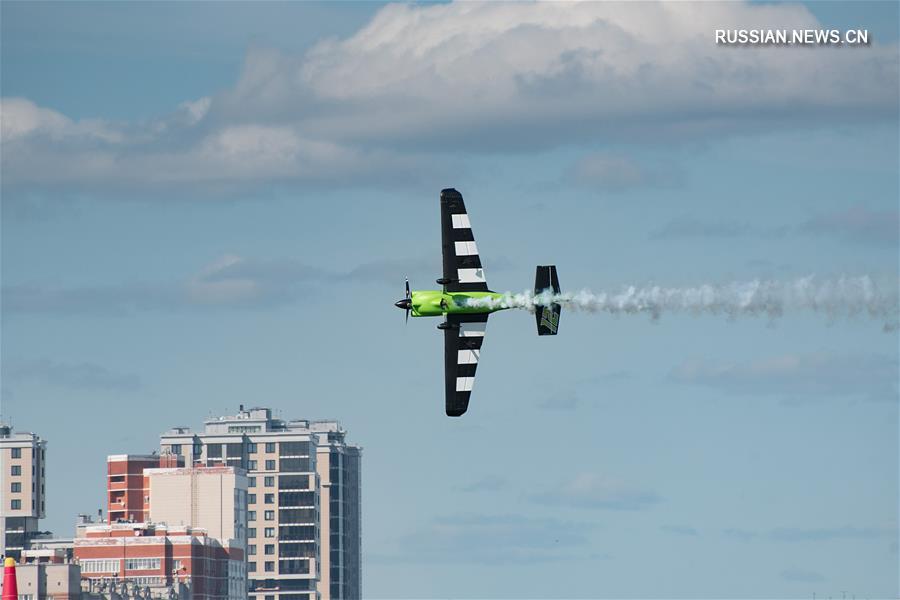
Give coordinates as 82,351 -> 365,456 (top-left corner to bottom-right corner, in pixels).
264,493 -> 275,504
124,558 -> 161,571
265,442 -> 276,453
248,562 -> 256,573
264,527 -> 275,538
170,444 -> 181,455
277,559 -> 310,575
279,457 -> 308,472
279,441 -> 309,456
264,510 -> 275,520
265,460 -> 276,471
278,476 -> 308,490
279,491 -> 315,507
248,494 -> 257,504
248,477 -> 256,488
11,465 -> 21,476
264,476 -> 275,487
247,528 -> 256,538
264,544 -> 275,555
207,444 -> 222,458
248,442 -> 257,453
248,545 -> 257,556
279,508 -> 316,523
11,482 -> 21,493
10,500 -> 21,510
80,559 -> 119,574
228,426 -> 261,434
226,443 -> 243,458
11,448 -> 21,459
248,511 -> 257,521
264,561 -> 275,572
279,525 -> 315,541
248,460 -> 258,470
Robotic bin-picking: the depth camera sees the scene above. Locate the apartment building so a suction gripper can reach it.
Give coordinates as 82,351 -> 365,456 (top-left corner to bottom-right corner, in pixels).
306,423 -> 361,600
0,424 -> 47,561
74,522 -> 240,600
106,454 -> 183,523
159,407 -> 361,600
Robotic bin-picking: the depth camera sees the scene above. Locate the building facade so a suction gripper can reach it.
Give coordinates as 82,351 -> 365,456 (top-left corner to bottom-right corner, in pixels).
14,563 -> 81,600
0,424 -> 47,561
144,466 -> 247,545
159,407 -> 361,600
74,522 -> 241,600
106,455 -> 183,524
306,423 -> 361,600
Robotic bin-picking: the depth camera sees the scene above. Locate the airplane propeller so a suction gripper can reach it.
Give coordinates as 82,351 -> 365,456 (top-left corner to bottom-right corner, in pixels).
404,278 -> 410,323
393,277 -> 412,323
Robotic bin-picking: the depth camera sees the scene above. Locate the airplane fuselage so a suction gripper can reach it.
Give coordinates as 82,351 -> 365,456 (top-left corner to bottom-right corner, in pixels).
399,290 -> 509,317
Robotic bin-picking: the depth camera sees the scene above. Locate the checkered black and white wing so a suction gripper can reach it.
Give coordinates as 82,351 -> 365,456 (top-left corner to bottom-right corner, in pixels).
444,314 -> 488,417
440,188 -> 489,293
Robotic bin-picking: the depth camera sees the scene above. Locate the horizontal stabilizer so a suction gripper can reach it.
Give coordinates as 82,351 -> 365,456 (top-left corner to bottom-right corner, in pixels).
534,265 -> 561,336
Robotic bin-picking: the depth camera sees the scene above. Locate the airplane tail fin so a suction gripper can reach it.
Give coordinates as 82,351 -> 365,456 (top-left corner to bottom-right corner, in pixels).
534,265 -> 561,336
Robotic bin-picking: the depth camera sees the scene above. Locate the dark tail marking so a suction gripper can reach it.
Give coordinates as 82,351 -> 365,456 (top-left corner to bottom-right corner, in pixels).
534,265 -> 561,336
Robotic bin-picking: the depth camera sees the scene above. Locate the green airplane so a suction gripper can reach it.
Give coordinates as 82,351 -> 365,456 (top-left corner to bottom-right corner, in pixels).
395,188 -> 562,417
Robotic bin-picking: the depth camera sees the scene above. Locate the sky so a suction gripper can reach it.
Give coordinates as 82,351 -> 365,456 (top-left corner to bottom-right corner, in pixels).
1,1 -> 898,598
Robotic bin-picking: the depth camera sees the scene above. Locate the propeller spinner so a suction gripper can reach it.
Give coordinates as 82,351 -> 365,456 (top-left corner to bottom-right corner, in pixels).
394,278 -> 412,322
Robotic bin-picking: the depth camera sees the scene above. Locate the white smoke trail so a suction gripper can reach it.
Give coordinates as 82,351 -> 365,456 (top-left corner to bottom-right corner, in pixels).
465,276 -> 899,331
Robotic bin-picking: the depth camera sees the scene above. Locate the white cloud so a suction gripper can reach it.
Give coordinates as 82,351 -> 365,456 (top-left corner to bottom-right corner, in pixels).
672,353 -> 899,402
2,2 -> 897,191
0,98 -> 71,141
531,472 -> 661,510
0,97 -> 121,143
3,358 -> 141,391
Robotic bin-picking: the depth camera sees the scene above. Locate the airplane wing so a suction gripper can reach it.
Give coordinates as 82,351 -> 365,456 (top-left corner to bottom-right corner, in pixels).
441,188 -> 489,292
444,314 -> 488,416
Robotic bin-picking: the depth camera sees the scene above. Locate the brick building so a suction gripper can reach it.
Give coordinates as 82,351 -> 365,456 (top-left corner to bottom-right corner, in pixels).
106,455 -> 183,524
74,522 -> 243,600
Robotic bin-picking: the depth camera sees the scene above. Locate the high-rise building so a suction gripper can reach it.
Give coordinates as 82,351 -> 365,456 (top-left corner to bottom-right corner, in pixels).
306,423 -> 361,600
0,424 -> 47,561
159,407 -> 361,600
106,454 -> 183,523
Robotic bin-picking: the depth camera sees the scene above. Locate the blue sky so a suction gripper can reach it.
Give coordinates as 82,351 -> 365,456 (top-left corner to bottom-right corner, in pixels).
1,2 -> 898,598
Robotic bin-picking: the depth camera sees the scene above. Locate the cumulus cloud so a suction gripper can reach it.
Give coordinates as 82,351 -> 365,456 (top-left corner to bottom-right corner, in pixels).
376,513 -> 591,565
457,475 -> 508,493
800,205 -> 900,246
650,217 -> 761,240
531,473 -> 661,511
725,525 -> 895,544
661,525 -> 699,537
2,254 -> 430,316
651,205 -> 899,246
671,352 -> 899,403
537,390 -> 580,411
3,358 -> 141,391
2,2 -> 897,193
566,153 -> 682,191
